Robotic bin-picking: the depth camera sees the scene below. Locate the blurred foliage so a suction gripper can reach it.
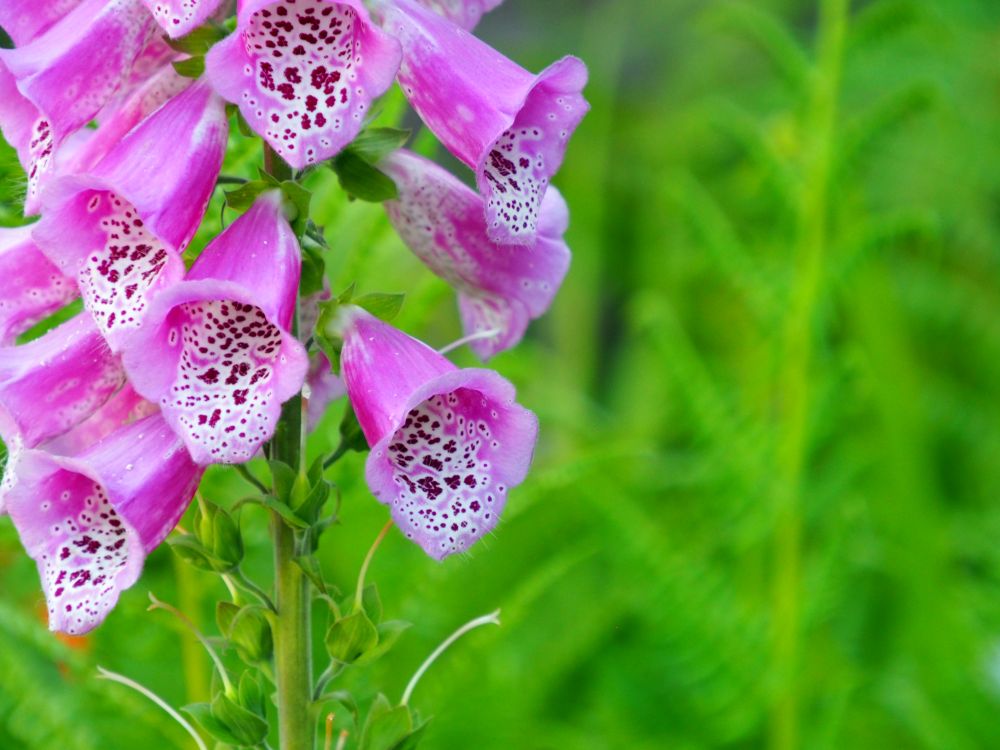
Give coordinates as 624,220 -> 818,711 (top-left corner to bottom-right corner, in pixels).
2,0 -> 1000,748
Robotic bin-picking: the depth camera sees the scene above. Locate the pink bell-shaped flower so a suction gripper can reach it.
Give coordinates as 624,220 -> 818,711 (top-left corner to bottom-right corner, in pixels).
0,0 -> 86,47
378,0 -> 588,246
0,225 -> 77,345
0,0 -> 158,212
337,305 -> 538,560
381,149 -> 571,359
0,314 -> 125,451
32,80 -> 228,353
4,413 -> 202,634
205,0 -> 401,168
122,192 -> 309,465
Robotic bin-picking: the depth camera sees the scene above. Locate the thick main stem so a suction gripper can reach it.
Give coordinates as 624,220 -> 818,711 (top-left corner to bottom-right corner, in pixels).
265,144 -> 314,750
769,2 -> 846,749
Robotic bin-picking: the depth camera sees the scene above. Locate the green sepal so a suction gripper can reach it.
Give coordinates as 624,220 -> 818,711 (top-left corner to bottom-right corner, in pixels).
359,694 -> 416,750
165,24 -> 226,55
229,605 -> 273,665
347,127 -> 411,165
182,703 -> 243,746
300,241 -> 326,297
211,692 -> 269,747
354,292 -> 404,323
362,583 -> 383,623
280,180 -> 312,236
172,57 -> 205,79
216,601 -> 241,636
338,405 -> 368,456
167,534 -> 215,571
268,460 -> 297,503
257,494 -> 311,530
315,690 -> 359,725
294,477 -> 331,522
326,609 -> 379,664
237,670 -> 267,719
225,179 -> 274,211
355,620 -> 411,667
314,298 -> 345,373
330,151 -> 398,202
210,506 -> 244,572
294,554 -> 328,595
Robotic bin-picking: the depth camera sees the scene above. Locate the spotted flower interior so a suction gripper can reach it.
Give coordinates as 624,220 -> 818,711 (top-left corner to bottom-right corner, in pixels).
385,388 -> 511,559
164,299 -> 285,463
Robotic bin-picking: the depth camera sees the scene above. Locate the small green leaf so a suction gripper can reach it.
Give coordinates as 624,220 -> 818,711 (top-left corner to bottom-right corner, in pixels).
347,127 -> 411,164
229,606 -> 273,665
331,151 -> 398,202
316,689 -> 359,725
294,478 -> 331,522
300,242 -> 326,297
210,506 -> 244,572
168,534 -> 215,571
314,298 -> 346,373
258,494 -> 311,530
216,601 -> 241,636
360,694 -> 414,750
166,24 -> 226,55
354,292 -> 404,323
238,671 -> 267,718
280,180 -> 312,235
211,692 -> 269,747
268,460 -> 297,502
172,56 -> 205,79
225,179 -> 273,211
294,554 -> 328,595
355,620 -> 411,667
326,610 -> 379,664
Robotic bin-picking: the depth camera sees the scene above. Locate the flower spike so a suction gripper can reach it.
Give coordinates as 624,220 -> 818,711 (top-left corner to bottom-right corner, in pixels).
0,226 -> 77,346
379,0 -> 588,246
0,0 -> 86,47
32,80 -> 228,353
381,149 -> 571,359
122,192 -> 309,465
205,0 -> 401,169
337,305 -> 538,559
4,413 -> 203,634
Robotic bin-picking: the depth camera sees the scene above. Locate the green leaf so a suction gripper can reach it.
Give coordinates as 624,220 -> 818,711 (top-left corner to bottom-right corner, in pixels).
210,505 -> 244,571
225,179 -> 273,211
395,719 -> 430,750
257,494 -> 311,530
359,694 -> 414,750
294,478 -> 331,522
300,242 -> 326,297
314,298 -> 346,373
165,24 -> 226,55
294,554 -> 328,594
211,692 -> 269,747
347,127 -> 411,164
237,671 -> 267,719
268,460 -> 297,503
331,151 -> 398,202
362,583 -> 383,624
182,703 -> 243,746
355,620 -> 411,667
280,180 -> 312,235
326,610 -> 379,664
354,292 -> 404,323
167,534 -> 215,571
216,601 -> 241,636
172,57 -> 205,79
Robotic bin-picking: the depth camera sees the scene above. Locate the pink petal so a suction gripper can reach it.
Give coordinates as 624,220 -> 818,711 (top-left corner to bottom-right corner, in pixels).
0,225 -> 77,345
5,413 -> 202,634
381,0 -> 588,245
0,60 -> 56,214
141,0 -> 225,38
306,352 -> 345,428
32,81 -> 227,351
382,149 -> 571,359
413,0 -> 503,31
0,0 -> 156,143
122,193 -> 308,464
0,0 -> 85,46
339,306 -> 538,559
0,314 -> 125,449
205,0 -> 401,168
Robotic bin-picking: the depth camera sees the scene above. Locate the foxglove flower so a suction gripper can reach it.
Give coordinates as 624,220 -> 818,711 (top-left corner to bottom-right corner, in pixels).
382,149 -> 570,359
0,314 -> 125,451
205,0 -> 401,168
378,0 -> 588,246
0,0 -> 157,211
413,0 -> 502,31
0,225 -> 77,345
122,192 -> 309,465
337,305 -> 538,559
0,0 -> 85,46
141,0 -> 224,38
33,80 -> 228,352
4,413 -> 202,634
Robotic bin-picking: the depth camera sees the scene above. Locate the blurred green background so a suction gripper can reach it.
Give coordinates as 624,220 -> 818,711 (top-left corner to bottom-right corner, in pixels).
2,0 -> 1000,748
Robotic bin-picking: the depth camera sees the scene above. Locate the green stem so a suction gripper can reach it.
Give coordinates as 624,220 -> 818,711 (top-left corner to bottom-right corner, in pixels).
265,142 -> 314,750
769,2 -> 847,749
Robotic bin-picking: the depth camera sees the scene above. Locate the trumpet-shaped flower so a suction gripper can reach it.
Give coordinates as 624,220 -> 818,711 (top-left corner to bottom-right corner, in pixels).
0,0 -> 157,211
382,149 -> 570,359
141,0 -> 224,38
33,80 -> 228,352
414,0 -> 502,30
0,225 -> 77,345
0,314 -> 125,450
205,0 -> 401,168
4,413 -> 202,634
122,192 -> 308,465
337,305 -> 538,559
379,0 -> 588,246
